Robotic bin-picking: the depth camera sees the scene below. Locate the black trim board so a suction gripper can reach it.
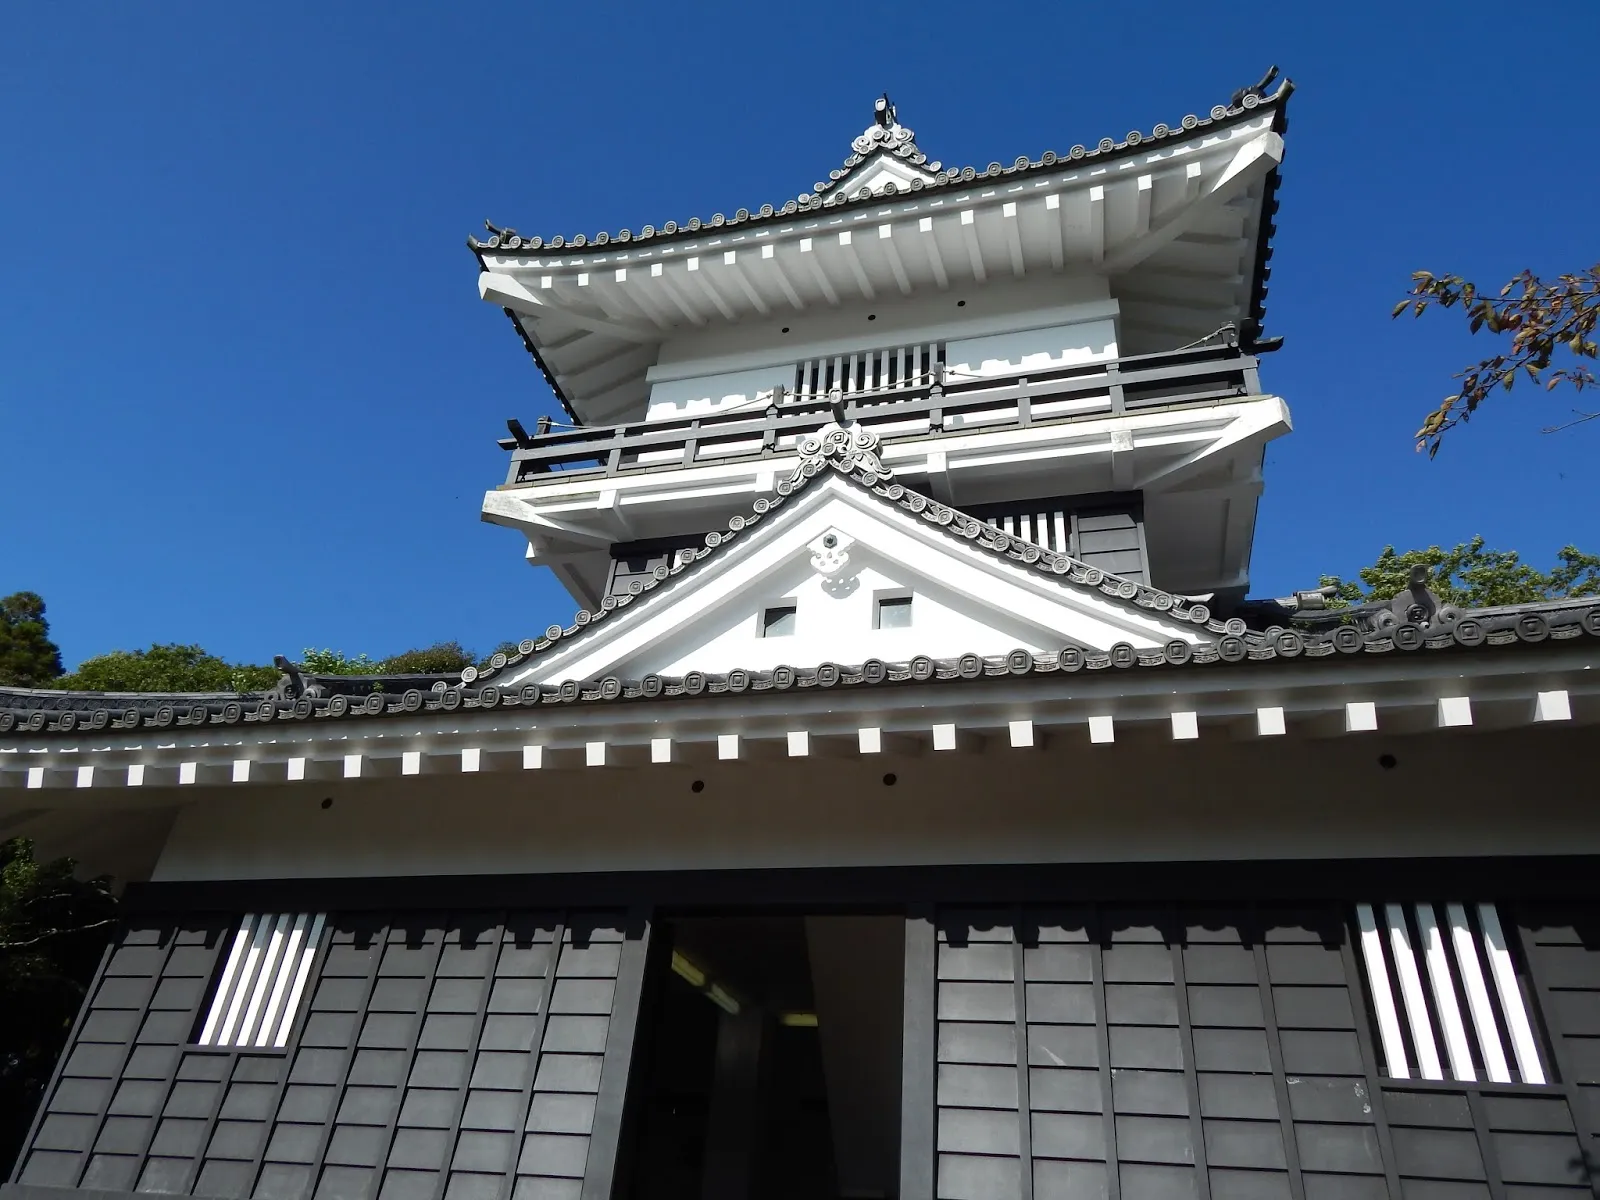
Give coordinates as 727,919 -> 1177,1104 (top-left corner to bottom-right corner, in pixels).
123,855 -> 1600,918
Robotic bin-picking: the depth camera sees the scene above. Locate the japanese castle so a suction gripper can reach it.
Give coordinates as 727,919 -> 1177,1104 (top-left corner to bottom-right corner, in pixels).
6,75 -> 1600,1200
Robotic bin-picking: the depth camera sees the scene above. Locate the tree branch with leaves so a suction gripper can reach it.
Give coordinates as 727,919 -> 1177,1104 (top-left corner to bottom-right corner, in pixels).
1396,264 -> 1600,455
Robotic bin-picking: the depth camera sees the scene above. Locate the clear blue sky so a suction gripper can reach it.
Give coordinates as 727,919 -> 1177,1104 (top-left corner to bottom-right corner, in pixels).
5,3 -> 1597,672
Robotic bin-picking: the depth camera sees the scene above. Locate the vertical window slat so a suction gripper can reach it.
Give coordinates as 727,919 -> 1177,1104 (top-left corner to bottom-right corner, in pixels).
216,914 -> 271,1046
1415,903 -> 1476,1081
198,916 -> 257,1046
1447,903 -> 1512,1082
1052,511 -> 1069,555
1477,903 -> 1546,1084
236,913 -> 291,1047
273,912 -> 326,1048
1385,902 -> 1444,1079
254,913 -> 310,1048
1356,903 -> 1410,1079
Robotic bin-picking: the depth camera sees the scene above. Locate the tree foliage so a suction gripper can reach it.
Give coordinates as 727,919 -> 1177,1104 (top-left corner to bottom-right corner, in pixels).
0,839 -> 118,1175
1397,265 -> 1600,455
52,644 -> 279,693
299,643 -> 475,676
1320,537 -> 1600,608
0,594 -> 64,688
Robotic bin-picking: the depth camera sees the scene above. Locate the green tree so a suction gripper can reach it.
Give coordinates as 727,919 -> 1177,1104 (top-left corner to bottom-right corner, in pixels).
0,594 -> 64,688
379,643 -> 476,675
297,648 -> 379,675
1321,538 -> 1600,608
0,839 -> 118,1175
1396,265 -> 1600,455
53,644 -> 278,693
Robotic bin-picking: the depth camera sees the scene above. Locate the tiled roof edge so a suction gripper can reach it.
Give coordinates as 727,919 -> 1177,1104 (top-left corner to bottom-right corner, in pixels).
5,599 -> 1596,737
457,422 -> 1242,687
468,82 -> 1292,261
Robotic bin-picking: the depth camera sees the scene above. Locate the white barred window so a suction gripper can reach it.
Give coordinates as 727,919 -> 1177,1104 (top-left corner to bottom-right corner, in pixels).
1355,902 -> 1546,1084
197,913 -> 326,1049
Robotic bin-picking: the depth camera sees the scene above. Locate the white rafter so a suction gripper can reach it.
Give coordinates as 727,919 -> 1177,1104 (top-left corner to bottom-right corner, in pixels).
760,244 -> 805,311
959,209 -> 986,283
685,256 -> 738,321
1134,175 -> 1153,237
837,231 -> 876,301
480,272 -> 657,342
1044,194 -> 1065,270
917,216 -> 949,289
878,224 -> 912,295
1001,201 -> 1025,278
720,250 -> 770,315
799,237 -> 840,306
649,262 -> 708,326
1088,186 -> 1106,266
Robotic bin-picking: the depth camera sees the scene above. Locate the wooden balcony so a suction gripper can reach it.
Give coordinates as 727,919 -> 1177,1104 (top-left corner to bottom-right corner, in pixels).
496,339 -> 1264,488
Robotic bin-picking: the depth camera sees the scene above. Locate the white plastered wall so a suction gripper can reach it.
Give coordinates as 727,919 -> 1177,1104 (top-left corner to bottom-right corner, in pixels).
497,476 -> 1207,686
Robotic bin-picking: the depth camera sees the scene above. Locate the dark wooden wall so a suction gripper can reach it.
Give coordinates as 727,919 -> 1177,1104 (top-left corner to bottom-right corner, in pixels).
9,874 -> 1600,1200
10,909 -> 648,1200
904,905 -> 1598,1200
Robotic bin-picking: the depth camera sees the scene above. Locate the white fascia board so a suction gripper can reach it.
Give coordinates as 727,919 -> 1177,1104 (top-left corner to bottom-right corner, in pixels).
496,476 -> 1210,688
6,651 -> 1599,789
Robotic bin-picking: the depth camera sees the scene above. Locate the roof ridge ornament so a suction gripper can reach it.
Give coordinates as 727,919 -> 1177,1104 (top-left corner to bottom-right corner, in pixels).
812,93 -> 941,200
790,421 -> 894,488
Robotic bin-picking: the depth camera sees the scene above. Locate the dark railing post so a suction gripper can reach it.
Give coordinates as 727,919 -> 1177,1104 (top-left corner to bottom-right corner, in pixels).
1016,378 -> 1031,428
1241,359 -> 1262,396
1107,361 -> 1126,415
682,420 -> 699,468
607,425 -> 628,476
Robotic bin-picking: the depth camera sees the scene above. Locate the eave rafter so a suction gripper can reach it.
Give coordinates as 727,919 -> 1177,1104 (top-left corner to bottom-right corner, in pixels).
799,237 -> 841,306
685,256 -> 738,321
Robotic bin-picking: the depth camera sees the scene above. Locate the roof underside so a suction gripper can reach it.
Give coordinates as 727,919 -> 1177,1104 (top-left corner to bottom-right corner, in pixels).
473,81 -> 1291,425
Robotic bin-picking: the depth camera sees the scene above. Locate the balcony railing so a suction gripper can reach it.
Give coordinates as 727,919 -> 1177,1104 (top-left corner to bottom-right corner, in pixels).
497,339 -> 1263,487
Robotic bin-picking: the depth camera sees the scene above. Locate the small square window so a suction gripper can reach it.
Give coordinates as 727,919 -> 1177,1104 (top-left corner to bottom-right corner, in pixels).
761,605 -> 797,637
876,596 -> 913,629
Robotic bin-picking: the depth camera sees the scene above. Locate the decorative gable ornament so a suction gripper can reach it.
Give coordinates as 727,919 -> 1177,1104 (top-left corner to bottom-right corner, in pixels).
808,528 -> 855,577
812,94 -> 941,201
783,422 -> 895,492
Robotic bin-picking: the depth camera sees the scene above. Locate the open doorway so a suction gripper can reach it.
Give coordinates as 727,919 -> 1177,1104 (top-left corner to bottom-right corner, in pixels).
622,915 -> 905,1200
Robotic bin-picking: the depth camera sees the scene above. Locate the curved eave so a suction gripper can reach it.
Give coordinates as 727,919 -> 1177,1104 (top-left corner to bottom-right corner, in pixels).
471,86 -> 1292,265
470,245 -> 582,424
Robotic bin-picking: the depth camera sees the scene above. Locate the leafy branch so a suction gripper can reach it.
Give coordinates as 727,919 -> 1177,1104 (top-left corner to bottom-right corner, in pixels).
1394,265 -> 1600,455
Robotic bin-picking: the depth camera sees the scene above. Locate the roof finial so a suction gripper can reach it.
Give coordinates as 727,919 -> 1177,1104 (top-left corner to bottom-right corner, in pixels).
874,93 -> 897,129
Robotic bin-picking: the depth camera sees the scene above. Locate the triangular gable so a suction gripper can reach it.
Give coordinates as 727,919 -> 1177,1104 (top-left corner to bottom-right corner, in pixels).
478,423 -> 1233,691
811,96 -> 941,202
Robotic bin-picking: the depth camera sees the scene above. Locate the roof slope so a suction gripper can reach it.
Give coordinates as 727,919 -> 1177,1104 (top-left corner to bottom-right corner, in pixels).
6,421 -> 1600,738
472,75 -> 1293,423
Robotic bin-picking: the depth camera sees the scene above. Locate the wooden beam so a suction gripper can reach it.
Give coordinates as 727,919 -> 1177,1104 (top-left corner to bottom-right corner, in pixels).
879,224 -> 912,295
1088,186 -> 1106,266
686,256 -> 738,321
800,237 -> 841,306
721,250 -> 770,315
760,244 -> 805,310
649,262 -> 708,326
917,216 -> 948,290
1134,175 -> 1154,237
838,230 -> 875,300
958,209 -> 986,283
1044,194 -> 1065,271
1002,201 -> 1025,278
479,272 -> 658,342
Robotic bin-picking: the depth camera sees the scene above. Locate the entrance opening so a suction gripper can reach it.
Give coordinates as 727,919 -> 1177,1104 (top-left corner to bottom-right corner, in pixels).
623,915 -> 904,1200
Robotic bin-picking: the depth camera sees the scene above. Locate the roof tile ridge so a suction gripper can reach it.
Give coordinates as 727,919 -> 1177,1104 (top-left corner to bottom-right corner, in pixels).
466,78 -> 1294,257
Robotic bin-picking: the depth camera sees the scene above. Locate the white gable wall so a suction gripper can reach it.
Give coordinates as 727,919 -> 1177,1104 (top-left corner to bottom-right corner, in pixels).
628,546 -> 1067,678
494,474 -> 1208,688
